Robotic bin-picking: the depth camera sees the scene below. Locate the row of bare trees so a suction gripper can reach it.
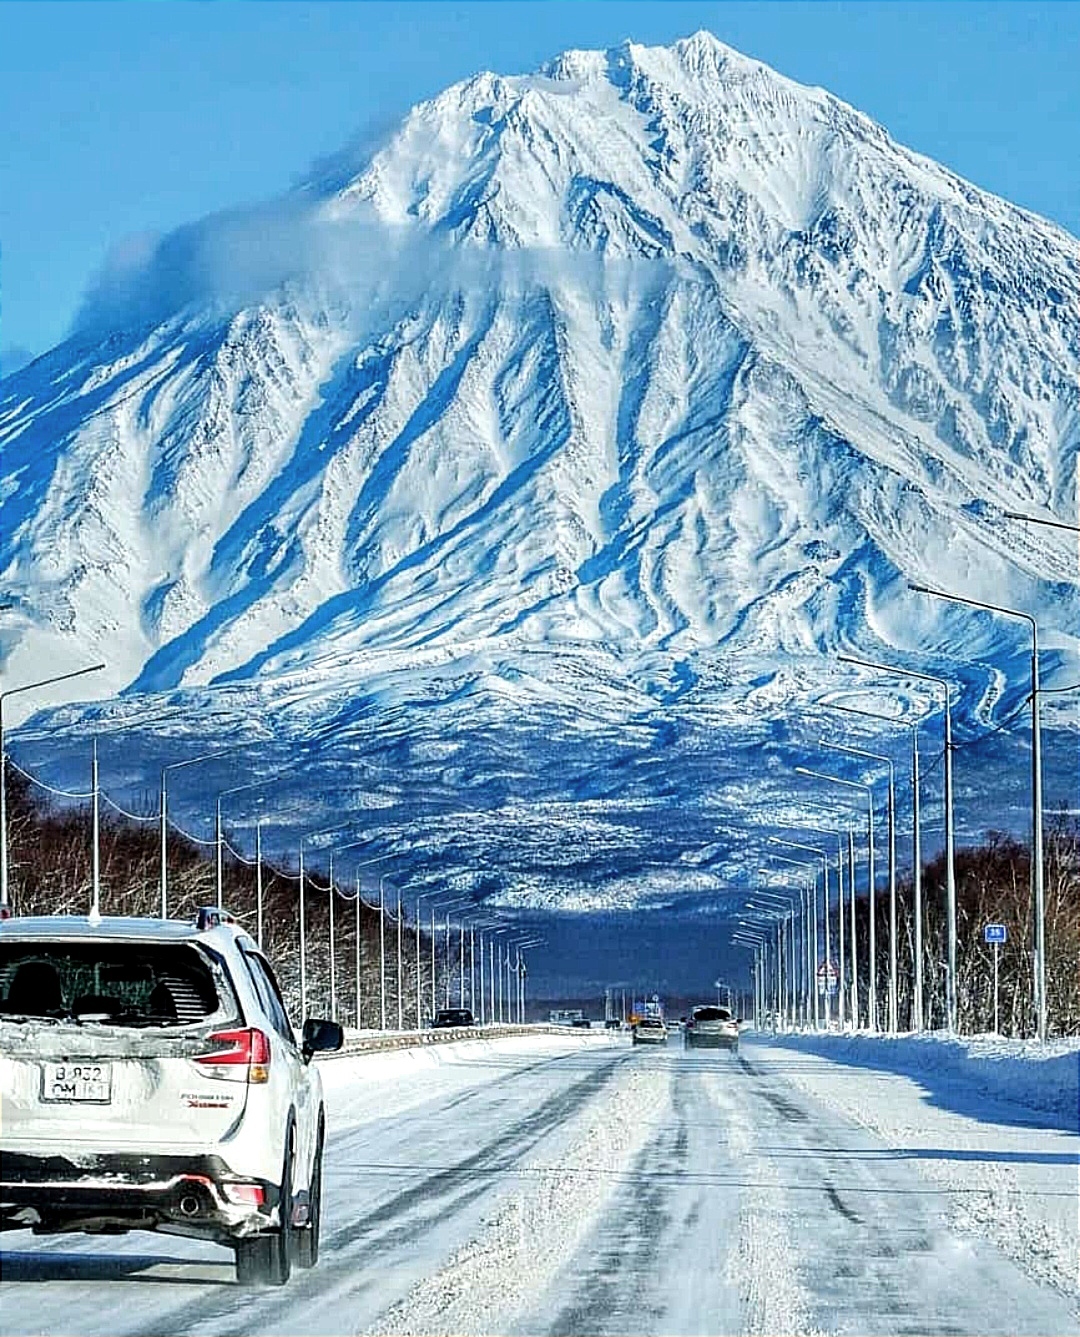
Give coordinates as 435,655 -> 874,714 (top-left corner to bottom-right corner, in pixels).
6,763 -> 1077,1035
1,766 -> 475,1028
834,815 -> 1079,1037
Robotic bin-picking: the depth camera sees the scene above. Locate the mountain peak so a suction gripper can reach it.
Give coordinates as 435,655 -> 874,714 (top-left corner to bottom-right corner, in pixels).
1,31 -> 1076,910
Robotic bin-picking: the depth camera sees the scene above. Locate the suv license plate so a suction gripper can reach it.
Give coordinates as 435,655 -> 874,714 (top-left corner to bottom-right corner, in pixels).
40,1062 -> 112,1103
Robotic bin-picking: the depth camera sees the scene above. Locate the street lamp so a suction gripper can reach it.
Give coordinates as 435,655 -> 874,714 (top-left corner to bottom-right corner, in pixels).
795,765 -> 879,1031
732,934 -> 766,1027
160,743 -> 246,919
839,653 -> 958,1033
735,916 -> 778,1027
323,841 -> 382,1025
769,836 -> 830,1028
909,583 -> 1047,1042
213,773 -> 286,911
474,919 -> 508,1026
512,936 -> 544,1023
346,853 -> 395,1030
764,855 -> 812,1021
750,886 -> 799,1028
756,872 -> 809,1025
766,856 -> 817,1026
820,739 -> 898,1034
433,896 -> 472,1012
298,821 -> 354,1022
0,662 -> 106,912
829,702 -> 924,1032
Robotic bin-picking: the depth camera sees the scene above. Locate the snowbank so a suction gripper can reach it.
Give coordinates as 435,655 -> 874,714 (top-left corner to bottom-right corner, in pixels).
763,1030 -> 1080,1125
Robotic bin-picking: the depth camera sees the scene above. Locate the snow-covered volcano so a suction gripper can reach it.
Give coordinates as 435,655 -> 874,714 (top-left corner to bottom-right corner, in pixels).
1,33 -> 1077,927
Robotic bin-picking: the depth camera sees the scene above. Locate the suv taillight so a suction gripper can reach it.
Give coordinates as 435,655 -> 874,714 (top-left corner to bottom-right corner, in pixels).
194,1028 -> 271,1084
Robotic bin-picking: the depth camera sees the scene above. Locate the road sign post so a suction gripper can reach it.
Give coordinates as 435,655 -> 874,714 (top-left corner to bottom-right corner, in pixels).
984,924 -> 1007,1034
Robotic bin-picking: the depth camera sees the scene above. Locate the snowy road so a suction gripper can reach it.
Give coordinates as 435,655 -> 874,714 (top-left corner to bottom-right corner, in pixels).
1,1031 -> 1076,1336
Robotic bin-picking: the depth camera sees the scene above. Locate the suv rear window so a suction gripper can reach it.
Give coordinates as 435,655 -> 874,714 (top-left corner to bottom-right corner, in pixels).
692,1007 -> 732,1021
0,942 -> 228,1027
434,1009 -> 473,1026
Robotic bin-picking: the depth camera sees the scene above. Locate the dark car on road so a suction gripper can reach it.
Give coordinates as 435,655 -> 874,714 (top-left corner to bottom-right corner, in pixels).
431,1008 -> 474,1028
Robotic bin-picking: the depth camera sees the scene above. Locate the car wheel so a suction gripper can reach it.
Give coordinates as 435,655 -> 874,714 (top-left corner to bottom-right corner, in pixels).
295,1121 -> 323,1269
235,1124 -> 294,1286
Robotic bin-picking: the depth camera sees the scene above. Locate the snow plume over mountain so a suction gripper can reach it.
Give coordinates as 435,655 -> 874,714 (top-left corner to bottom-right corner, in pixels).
1,33 -> 1077,929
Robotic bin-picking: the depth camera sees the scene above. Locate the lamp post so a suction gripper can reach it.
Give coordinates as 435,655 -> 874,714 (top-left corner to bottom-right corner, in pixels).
795,766 -> 878,1031
427,894 -> 468,1018
733,933 -> 766,1026
213,773 -> 285,911
750,888 -> 799,1027
416,895 -> 427,1030
337,855 -> 396,1031
160,743 -> 246,920
432,896 -> 471,1015
326,842 -> 384,1026
768,856 -> 816,1025
478,925 -> 485,1024
820,740 -> 897,1034
298,821 -> 354,1023
488,928 -> 510,1024
397,886 -> 405,1031
769,855 -> 818,1021
909,583 -> 1047,1042
737,915 -> 780,1027
512,936 -> 544,1023
379,876 -> 387,1030
732,937 -> 761,1022
840,654 -> 957,1033
830,702 -> 923,1032
0,662 -> 106,913
756,873 -> 809,1025
769,837 -> 831,1028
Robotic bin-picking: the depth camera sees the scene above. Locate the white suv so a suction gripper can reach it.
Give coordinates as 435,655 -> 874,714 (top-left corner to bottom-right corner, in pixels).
0,908 -> 342,1285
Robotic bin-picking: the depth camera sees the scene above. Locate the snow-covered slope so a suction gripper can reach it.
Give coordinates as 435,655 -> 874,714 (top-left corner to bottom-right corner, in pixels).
1,33 -> 1077,912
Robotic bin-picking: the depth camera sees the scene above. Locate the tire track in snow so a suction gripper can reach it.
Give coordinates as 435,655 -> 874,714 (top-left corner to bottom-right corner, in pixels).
151,1047 -> 633,1336
367,1054 -> 672,1335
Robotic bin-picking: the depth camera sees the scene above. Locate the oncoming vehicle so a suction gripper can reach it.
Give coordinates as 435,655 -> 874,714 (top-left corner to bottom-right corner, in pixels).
0,909 -> 343,1286
684,1004 -> 740,1051
631,1016 -> 668,1045
431,1007 -> 474,1028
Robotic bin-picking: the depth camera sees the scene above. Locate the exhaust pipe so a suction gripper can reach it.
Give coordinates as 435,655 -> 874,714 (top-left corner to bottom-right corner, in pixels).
178,1195 -> 201,1217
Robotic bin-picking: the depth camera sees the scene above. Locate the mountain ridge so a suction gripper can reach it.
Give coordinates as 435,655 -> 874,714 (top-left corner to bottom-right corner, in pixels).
1,32 -> 1076,910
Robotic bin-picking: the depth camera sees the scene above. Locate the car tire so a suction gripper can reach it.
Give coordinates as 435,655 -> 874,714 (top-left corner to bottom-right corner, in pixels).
235,1124 -> 295,1286
295,1120 -> 323,1269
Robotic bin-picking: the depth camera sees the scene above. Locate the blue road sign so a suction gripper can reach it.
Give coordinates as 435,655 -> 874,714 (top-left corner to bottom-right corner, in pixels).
984,923 -> 1007,944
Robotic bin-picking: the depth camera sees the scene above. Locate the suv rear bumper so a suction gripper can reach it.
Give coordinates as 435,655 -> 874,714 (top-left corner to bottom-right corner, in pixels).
0,1149 -> 277,1241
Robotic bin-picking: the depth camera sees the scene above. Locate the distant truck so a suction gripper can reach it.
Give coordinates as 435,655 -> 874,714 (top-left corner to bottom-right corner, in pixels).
549,1008 -> 586,1026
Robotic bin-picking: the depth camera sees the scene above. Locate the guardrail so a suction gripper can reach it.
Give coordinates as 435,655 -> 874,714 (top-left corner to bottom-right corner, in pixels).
320,1023 -> 579,1059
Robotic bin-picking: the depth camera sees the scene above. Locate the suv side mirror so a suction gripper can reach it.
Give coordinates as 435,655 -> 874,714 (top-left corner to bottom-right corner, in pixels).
302,1017 -> 344,1062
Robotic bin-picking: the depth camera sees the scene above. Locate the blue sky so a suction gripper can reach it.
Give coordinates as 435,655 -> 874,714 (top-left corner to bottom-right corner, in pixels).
2,1 -> 1079,365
